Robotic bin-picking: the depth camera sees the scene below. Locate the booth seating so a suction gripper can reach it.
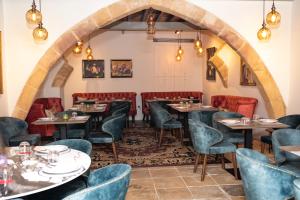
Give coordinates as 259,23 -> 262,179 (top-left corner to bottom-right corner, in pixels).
211,95 -> 258,118
72,92 -> 137,123
141,91 -> 203,121
25,98 -> 64,137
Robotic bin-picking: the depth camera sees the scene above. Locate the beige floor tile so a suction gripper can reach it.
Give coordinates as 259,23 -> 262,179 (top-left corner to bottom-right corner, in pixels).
126,189 -> 157,200
189,185 -> 229,199
176,166 -> 203,177
156,188 -> 193,200
210,174 -> 241,185
230,196 -> 245,200
206,166 -> 228,175
182,176 -> 217,187
153,177 -> 186,189
130,178 -> 155,190
131,169 -> 151,179
149,168 -> 180,178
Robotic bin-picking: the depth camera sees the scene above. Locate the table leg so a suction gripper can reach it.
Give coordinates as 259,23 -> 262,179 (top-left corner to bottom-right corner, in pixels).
59,125 -> 67,140
183,112 -> 189,139
243,129 -> 253,149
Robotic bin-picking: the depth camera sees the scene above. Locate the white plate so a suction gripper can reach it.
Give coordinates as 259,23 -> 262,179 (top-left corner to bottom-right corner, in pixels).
42,163 -> 82,174
34,145 -> 69,154
221,119 -> 241,125
73,116 -> 88,120
259,119 -> 278,123
38,117 -> 53,121
39,166 -> 84,177
202,105 -> 212,108
69,107 -> 79,110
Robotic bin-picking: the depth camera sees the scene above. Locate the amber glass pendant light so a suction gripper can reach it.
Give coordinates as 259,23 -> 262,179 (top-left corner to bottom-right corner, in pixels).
32,0 -> 48,41
266,0 -> 281,27
25,0 -> 42,25
257,0 -> 271,41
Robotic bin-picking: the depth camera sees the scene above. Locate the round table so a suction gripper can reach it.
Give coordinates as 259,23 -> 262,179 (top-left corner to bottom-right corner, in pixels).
1,147 -> 91,199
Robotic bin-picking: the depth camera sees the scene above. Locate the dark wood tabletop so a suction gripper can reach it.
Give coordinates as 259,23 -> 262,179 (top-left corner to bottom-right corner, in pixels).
32,116 -> 90,125
168,103 -> 218,113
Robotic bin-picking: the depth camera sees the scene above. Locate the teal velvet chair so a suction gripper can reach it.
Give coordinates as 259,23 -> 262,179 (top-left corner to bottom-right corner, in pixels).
212,112 -> 244,145
261,114 -> 300,153
88,114 -> 126,162
111,103 -> 131,128
188,110 -> 218,127
47,139 -> 92,156
0,117 -> 41,146
188,119 -> 238,181
53,111 -> 88,140
63,164 -> 131,200
150,103 -> 183,146
294,179 -> 300,200
272,129 -> 300,175
236,148 -> 297,200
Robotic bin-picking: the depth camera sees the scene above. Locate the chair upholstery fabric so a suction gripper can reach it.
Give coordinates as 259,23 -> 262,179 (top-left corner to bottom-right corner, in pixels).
212,112 -> 244,144
188,110 -> 219,127
63,164 -> 132,200
211,95 -> 257,118
236,148 -> 297,200
0,117 -> 41,146
294,179 -> 300,200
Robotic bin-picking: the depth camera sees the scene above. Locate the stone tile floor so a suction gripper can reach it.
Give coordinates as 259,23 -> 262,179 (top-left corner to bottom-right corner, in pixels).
126,139 -> 273,200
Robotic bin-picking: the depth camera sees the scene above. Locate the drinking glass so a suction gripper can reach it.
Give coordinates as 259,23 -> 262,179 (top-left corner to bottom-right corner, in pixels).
72,112 -> 78,119
19,141 -> 31,157
0,158 -> 13,197
253,114 -> 260,121
47,150 -> 59,165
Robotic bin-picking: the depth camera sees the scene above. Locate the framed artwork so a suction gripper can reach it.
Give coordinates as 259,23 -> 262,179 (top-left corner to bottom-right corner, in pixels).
82,60 -> 104,78
0,31 -> 3,94
111,59 -> 133,78
206,47 -> 217,81
240,60 -> 256,86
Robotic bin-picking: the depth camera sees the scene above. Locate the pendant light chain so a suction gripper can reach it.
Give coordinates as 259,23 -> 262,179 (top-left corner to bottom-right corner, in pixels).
263,0 -> 266,25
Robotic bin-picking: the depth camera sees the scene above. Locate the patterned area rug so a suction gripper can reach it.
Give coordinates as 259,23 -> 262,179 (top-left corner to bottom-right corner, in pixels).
91,124 -> 223,169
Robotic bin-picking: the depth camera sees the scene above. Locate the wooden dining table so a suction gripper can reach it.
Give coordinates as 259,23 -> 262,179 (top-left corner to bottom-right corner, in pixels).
1,146 -> 91,199
32,116 -> 91,139
218,118 -> 289,149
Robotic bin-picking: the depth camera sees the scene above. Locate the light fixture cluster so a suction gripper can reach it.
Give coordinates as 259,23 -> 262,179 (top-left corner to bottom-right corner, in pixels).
194,31 -> 203,56
175,31 -> 183,61
25,0 -> 48,41
257,0 -> 281,42
72,37 -> 94,60
147,9 -> 156,35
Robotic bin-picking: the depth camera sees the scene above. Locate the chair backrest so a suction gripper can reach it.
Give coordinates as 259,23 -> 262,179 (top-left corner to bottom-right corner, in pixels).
272,129 -> 300,164
111,103 -> 131,116
188,119 -> 223,154
102,114 -> 126,141
212,111 -> 244,132
47,139 -> 92,156
109,101 -> 131,115
236,148 -> 297,200
278,115 -> 300,129
0,117 -> 28,146
63,164 -> 131,200
188,110 -> 218,127
149,102 -> 172,128
294,179 -> 300,200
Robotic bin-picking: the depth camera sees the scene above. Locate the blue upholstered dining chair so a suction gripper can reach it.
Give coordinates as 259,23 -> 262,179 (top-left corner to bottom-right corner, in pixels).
272,129 -> 300,175
111,103 -> 131,128
63,164 -> 131,200
294,179 -> 300,200
53,111 -> 88,140
88,114 -> 126,162
236,148 -> 298,200
188,119 -> 238,181
0,117 -> 41,146
47,139 -> 92,156
150,102 -> 183,146
212,111 -> 244,146
188,110 -> 218,127
261,114 -> 300,153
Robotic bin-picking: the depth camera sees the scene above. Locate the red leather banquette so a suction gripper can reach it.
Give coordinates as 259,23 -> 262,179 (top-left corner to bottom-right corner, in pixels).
26,98 -> 64,137
141,91 -> 203,120
211,95 -> 258,118
72,92 -> 137,121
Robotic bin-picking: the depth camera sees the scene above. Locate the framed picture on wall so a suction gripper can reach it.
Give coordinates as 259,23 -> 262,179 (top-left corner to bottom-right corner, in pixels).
206,47 -> 217,81
0,31 -> 3,94
111,59 -> 133,78
82,59 -> 105,78
240,60 -> 256,86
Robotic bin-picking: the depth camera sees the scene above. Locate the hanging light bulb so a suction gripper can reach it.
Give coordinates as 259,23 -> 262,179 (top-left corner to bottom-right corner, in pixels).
72,41 -> 83,54
33,22 -> 48,41
86,45 -> 92,55
87,54 -> 93,60
194,33 -> 202,49
178,46 -> 184,55
266,0 -> 281,27
25,0 -> 42,25
197,47 -> 204,56
257,0 -> 271,41
176,54 -> 182,62
147,9 -> 156,35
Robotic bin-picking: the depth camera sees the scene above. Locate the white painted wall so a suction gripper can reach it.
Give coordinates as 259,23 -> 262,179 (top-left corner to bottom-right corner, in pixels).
0,0 -> 296,116
202,35 -> 268,118
62,31 -> 203,120
288,0 -> 300,114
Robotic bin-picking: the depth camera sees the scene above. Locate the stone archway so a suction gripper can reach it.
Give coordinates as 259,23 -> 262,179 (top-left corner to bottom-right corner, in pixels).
13,0 -> 286,119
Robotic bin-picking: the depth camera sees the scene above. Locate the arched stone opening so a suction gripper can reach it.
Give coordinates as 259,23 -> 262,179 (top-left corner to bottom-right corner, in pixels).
12,0 -> 286,119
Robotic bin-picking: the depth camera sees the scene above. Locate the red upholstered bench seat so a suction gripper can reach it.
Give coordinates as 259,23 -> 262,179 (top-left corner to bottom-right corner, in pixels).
211,95 -> 258,118
26,98 -> 64,137
72,92 -> 137,121
141,91 -> 203,120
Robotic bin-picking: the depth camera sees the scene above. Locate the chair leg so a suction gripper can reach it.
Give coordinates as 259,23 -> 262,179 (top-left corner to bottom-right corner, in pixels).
179,128 -> 183,145
194,153 -> 201,173
221,154 -> 225,169
201,154 -> 208,181
232,152 -> 238,180
261,142 -> 265,153
159,128 -> 164,147
112,142 -> 118,162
